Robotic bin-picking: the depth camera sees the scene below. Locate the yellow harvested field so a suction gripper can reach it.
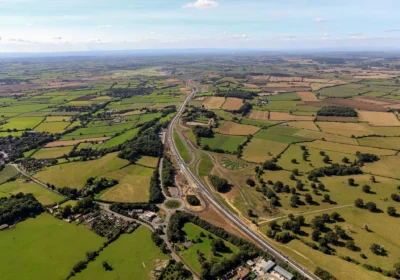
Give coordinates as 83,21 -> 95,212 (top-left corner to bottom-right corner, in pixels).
45,137 -> 110,147
45,116 -> 72,122
294,130 -> 358,145
136,156 -> 159,168
203,97 -> 225,109
358,137 -> 400,150
269,76 -> 302,82
304,78 -> 345,84
249,110 -> 270,120
222,97 -> 243,111
251,75 -> 270,81
357,110 -> 400,126
243,83 -> 260,89
302,140 -> 396,156
33,146 -> 73,159
165,78 -> 181,84
269,112 -> 314,121
363,155 -> 400,179
353,74 -> 391,79
318,122 -> 375,137
288,121 -> 319,131
242,138 -> 288,163
296,92 -> 319,102
215,121 -> 260,136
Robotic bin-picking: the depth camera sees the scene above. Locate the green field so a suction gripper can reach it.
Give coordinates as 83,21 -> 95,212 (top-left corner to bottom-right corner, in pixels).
35,121 -> 69,133
0,214 -> 104,280
201,134 -> 246,153
198,153 -> 214,177
73,226 -> 169,280
0,165 -> 19,184
35,153 -> 129,190
221,157 -> 248,170
358,137 -> 400,150
174,132 -> 191,164
32,146 -> 73,159
101,128 -> 140,149
99,164 -> 153,203
0,179 -> 65,205
254,130 -> 310,144
179,223 -> 239,274
0,117 -> 43,131
318,84 -> 367,97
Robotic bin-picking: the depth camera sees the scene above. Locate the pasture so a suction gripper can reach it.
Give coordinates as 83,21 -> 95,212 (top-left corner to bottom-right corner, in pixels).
0,117 -> 43,131
0,165 -> 19,184
201,134 -> 246,153
179,222 -> 239,274
0,214 -> 104,280
242,138 -> 288,163
73,226 -> 169,280
35,122 -> 69,134
32,146 -> 73,159
99,165 -> 153,203
35,153 -> 129,190
0,179 -> 65,205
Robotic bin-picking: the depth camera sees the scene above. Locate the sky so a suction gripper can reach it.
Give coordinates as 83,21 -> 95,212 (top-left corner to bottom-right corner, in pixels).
1,0 -> 400,52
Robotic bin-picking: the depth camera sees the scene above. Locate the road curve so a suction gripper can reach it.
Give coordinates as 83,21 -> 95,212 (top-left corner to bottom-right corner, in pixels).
168,80 -> 318,280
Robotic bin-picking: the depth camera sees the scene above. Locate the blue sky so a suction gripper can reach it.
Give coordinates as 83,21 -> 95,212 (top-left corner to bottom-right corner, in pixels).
1,0 -> 400,52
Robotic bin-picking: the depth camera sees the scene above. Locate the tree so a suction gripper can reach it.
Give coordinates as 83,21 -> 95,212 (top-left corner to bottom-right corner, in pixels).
342,157 -> 349,164
365,202 -> 377,212
348,178 -> 355,186
320,151 -> 325,156
323,194 -> 331,203
323,155 -> 330,164
292,169 -> 299,176
370,175 -> 376,183
362,185 -> 371,193
290,194 -> 300,207
370,243 -> 386,256
211,239 -> 226,253
208,175 -> 229,192
274,231 -> 292,243
187,195 -> 201,206
291,158 -> 297,164
312,230 -> 321,241
330,212 -> 340,221
345,240 -> 357,251
102,260 -> 112,271
296,181 -> 304,191
61,204 -> 72,218
325,231 -> 339,245
246,178 -> 255,187
289,174 -> 296,180
354,198 -> 364,208
391,193 -> 400,202
305,193 -> 313,204
318,183 -> 325,191
315,267 -> 336,280
387,206 -> 397,217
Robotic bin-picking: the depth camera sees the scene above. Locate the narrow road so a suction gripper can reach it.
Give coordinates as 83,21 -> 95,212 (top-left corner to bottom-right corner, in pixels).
168,79 -> 317,280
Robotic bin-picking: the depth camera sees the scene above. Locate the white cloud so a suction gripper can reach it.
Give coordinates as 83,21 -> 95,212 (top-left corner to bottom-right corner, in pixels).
183,0 -> 218,9
323,33 -> 330,37
316,27 -> 334,31
94,24 -> 112,28
314,18 -> 328,23
53,37 -> 63,40
349,33 -> 362,36
385,29 -> 400,32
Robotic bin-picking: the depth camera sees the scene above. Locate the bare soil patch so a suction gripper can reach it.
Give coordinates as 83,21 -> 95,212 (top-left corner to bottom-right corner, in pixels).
353,96 -> 395,106
324,98 -> 387,112
73,95 -> 96,101
222,97 -> 243,111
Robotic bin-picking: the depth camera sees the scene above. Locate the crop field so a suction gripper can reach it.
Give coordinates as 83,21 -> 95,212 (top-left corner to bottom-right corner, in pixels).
294,129 -> 359,145
73,226 -> 169,280
301,140 -> 397,156
136,156 -> 159,168
45,116 -> 72,122
296,91 -> 319,102
99,165 -> 153,202
221,157 -> 248,170
222,97 -> 243,110
35,122 -> 69,133
249,109 -> 270,120
201,134 -> 246,153
0,179 -> 65,205
242,138 -> 288,163
363,154 -> 400,179
0,117 -> 43,131
0,214 -> 104,280
32,146 -> 73,159
318,84 -> 367,97
288,121 -> 319,131
317,122 -> 375,137
178,222 -> 239,274
269,112 -> 315,121
35,153 -> 129,190
215,121 -> 260,135
203,97 -> 225,109
324,98 -> 387,112
358,110 -> 400,126
45,137 -> 111,147
358,137 -> 400,150
254,130 -> 310,144
101,127 -> 140,149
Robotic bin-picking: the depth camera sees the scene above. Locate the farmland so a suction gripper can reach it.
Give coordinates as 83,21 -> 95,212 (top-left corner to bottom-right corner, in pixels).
73,227 -> 169,280
0,214 -> 104,280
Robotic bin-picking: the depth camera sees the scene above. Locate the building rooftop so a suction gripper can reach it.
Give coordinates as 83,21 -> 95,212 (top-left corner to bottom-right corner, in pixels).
261,260 -> 275,273
274,265 -> 294,280
237,267 -> 250,279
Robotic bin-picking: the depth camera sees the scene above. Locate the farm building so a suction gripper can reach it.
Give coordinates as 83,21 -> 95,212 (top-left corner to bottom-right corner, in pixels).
273,266 -> 294,280
261,260 -> 275,273
237,267 -> 250,280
